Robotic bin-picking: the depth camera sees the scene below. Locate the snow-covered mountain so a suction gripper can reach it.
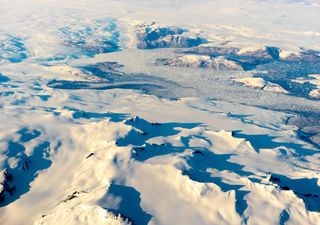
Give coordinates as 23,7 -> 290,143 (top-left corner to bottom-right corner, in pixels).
0,1 -> 320,225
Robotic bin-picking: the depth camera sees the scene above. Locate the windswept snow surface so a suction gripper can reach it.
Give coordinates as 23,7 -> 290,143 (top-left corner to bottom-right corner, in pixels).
0,1 -> 320,225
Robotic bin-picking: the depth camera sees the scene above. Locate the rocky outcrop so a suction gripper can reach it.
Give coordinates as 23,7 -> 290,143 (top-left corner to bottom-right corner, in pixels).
59,19 -> 120,57
176,46 -> 282,70
181,45 -> 320,63
280,49 -> 320,62
155,54 -> 243,70
179,46 -> 280,59
0,170 -> 16,203
33,202 -> 132,225
237,46 -> 280,60
136,23 -> 207,49
82,62 -> 124,76
292,74 -> 320,99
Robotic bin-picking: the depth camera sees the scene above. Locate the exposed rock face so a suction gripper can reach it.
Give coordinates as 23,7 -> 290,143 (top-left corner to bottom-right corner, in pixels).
155,54 -> 243,70
59,19 -> 120,57
281,49 -> 320,62
0,170 -> 16,203
33,202 -> 132,225
181,45 -> 320,63
77,62 -> 125,82
176,46 -> 282,70
292,74 -> 320,99
179,46 -> 280,59
136,23 -> 207,49
268,174 -> 320,212
84,62 -> 124,75
237,46 -> 280,60
262,82 -> 288,93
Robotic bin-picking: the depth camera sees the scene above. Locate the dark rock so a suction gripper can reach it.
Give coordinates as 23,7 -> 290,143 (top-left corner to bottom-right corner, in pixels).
133,147 -> 145,152
269,174 -> 320,212
136,23 -> 207,49
155,54 -> 243,70
193,150 -> 205,156
269,175 -> 281,183
0,170 -> 16,202
239,47 -> 280,60
85,153 -> 95,159
62,191 -> 84,203
59,20 -> 120,57
281,186 -> 290,191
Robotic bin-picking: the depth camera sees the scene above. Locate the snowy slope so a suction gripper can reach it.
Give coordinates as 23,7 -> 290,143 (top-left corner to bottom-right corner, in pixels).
0,1 -> 320,225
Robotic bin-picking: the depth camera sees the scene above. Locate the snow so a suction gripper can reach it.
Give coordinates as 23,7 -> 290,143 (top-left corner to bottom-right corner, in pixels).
309,74 -> 320,86
292,74 -> 320,98
156,54 -> 243,70
34,203 -> 131,225
0,0 -> 320,225
1,89 -> 319,224
234,77 -> 288,94
237,47 -> 263,55
234,77 -> 267,88
309,89 -> 320,99
279,50 -> 301,60
181,54 -> 211,62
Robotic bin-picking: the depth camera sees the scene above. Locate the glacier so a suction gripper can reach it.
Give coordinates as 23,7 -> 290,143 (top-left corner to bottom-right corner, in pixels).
0,0 -> 320,225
